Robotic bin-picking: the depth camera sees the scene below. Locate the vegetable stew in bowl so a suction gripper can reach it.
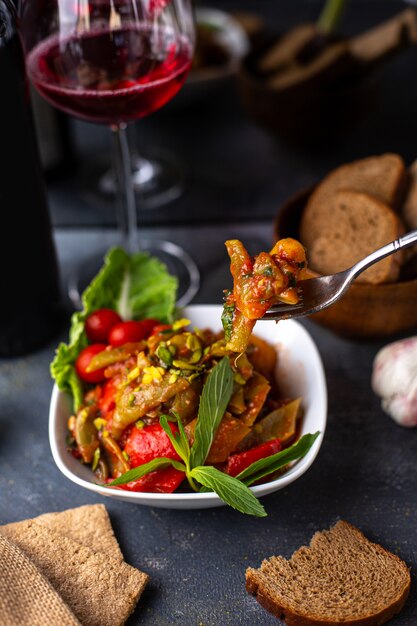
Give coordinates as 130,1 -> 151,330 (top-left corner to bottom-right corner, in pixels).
49,248 -> 326,514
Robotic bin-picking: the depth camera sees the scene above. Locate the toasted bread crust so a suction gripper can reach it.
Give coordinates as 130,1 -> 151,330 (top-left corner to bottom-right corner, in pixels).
246,572 -> 410,626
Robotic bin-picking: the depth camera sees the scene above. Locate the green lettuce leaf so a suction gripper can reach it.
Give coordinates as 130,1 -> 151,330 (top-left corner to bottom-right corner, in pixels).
50,247 -> 178,409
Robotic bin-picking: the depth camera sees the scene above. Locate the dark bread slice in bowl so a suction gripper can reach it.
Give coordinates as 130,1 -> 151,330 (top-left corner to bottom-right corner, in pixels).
304,190 -> 404,284
402,158 -> 417,231
300,154 -> 406,250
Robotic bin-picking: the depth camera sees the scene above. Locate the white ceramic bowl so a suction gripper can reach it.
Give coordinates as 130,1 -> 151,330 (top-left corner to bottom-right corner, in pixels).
49,305 -> 327,509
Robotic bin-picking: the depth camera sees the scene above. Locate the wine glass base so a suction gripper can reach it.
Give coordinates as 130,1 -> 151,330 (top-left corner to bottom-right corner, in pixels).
67,240 -> 200,311
98,149 -> 189,210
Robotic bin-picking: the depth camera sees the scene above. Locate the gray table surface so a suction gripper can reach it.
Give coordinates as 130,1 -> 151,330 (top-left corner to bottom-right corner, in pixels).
2,0 -> 417,624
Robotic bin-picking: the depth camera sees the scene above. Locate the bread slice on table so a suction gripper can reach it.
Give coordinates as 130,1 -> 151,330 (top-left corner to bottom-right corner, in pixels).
300,153 -> 406,248
0,520 -> 148,626
246,520 -> 411,626
303,190 -> 404,283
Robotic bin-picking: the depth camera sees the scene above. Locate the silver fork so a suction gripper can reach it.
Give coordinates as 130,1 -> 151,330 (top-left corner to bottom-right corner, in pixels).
262,230 -> 417,321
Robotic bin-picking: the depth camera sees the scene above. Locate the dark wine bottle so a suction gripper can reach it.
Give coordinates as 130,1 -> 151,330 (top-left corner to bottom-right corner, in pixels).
0,0 -> 63,356
30,86 -> 76,181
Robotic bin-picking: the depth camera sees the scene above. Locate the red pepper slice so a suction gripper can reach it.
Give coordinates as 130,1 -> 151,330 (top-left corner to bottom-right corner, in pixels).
109,466 -> 185,493
98,378 -> 118,415
123,422 -> 181,467
225,438 -> 282,477
150,324 -> 172,336
109,422 -> 185,493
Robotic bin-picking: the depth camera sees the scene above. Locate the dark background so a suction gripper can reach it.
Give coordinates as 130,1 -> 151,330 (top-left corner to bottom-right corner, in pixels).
2,1 -> 417,625
45,0 -> 417,227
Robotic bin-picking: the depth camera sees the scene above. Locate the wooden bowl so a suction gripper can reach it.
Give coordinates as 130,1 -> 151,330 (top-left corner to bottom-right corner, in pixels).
237,33 -> 378,146
274,188 -> 417,340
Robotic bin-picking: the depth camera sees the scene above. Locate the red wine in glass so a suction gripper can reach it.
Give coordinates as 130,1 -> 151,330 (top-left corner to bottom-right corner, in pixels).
26,25 -> 192,124
20,0 -> 199,309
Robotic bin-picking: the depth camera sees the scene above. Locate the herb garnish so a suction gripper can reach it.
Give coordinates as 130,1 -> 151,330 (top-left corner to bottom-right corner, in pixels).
221,291 -> 235,341
190,356 -> 233,468
108,357 -> 320,516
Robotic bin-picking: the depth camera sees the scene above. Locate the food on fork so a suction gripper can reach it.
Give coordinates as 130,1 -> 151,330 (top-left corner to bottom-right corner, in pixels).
50,247 -> 319,516
246,520 -> 411,626
222,238 -> 308,352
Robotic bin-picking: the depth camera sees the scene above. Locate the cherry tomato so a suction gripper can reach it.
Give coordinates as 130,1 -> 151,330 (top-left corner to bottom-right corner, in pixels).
108,319 -> 159,346
85,308 -> 122,343
75,344 -> 107,383
139,318 -> 159,336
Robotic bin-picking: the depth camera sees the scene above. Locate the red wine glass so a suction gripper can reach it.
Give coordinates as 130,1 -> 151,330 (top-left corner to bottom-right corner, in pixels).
19,0 -> 199,308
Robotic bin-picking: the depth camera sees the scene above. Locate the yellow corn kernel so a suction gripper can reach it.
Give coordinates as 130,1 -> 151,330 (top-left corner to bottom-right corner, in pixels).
142,366 -> 165,384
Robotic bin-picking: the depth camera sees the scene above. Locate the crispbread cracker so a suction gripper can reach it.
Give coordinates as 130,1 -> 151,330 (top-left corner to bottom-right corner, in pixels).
0,520 -> 148,626
32,504 -> 124,562
0,534 -> 81,626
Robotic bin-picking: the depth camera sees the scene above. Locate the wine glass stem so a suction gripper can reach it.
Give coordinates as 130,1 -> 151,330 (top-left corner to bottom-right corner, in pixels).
111,123 -> 138,253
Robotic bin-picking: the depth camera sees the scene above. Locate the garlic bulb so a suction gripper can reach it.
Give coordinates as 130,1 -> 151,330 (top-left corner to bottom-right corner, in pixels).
371,337 -> 417,427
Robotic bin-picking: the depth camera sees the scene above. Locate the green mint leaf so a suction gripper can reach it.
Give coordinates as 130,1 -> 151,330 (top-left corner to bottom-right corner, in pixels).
173,410 -> 191,461
190,466 -> 266,517
190,356 -> 234,468
107,457 -> 186,486
159,414 -> 190,465
237,432 -> 320,486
